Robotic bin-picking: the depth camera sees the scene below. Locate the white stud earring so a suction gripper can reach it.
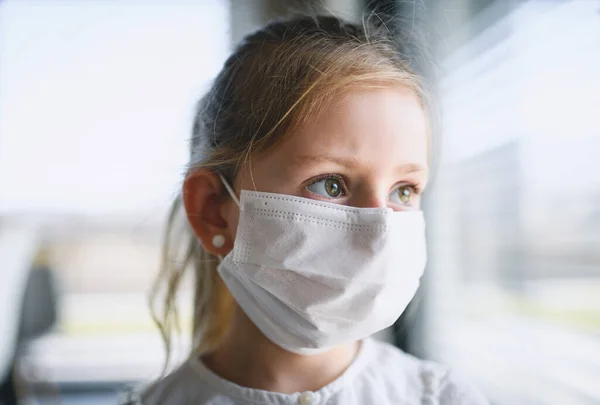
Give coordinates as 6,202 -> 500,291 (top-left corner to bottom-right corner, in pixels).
212,234 -> 225,249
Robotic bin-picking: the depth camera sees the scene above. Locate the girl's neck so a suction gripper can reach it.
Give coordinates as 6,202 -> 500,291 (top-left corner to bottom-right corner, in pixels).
200,305 -> 360,394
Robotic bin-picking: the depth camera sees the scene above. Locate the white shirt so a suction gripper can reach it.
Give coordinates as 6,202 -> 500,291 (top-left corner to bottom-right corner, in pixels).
119,339 -> 488,405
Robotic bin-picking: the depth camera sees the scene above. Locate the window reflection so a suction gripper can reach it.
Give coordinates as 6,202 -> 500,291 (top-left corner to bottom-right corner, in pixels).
426,2 -> 600,404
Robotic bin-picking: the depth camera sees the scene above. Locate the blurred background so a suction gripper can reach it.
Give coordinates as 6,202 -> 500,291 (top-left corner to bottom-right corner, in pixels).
0,1 -> 598,404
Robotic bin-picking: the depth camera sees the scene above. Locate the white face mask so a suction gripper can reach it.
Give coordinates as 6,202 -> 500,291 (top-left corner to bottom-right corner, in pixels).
217,176 -> 427,355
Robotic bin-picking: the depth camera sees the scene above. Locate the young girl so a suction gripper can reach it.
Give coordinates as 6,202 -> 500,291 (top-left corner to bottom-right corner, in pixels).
122,14 -> 488,405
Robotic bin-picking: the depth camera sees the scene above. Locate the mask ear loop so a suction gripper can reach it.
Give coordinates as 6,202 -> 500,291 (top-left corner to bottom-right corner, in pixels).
217,173 -> 240,262
219,173 -> 240,207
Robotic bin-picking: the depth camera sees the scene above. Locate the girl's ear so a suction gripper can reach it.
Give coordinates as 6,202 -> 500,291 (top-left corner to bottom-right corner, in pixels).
182,169 -> 233,256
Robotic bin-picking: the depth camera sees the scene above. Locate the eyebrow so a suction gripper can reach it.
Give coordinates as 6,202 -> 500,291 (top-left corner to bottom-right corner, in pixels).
293,154 -> 428,174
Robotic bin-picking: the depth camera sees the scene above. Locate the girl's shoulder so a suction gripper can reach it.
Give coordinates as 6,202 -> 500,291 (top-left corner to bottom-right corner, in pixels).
116,360 -> 201,405
364,339 -> 488,405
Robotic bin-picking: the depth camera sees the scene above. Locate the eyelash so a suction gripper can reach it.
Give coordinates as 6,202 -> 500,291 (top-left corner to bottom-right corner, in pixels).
308,174 -> 349,193
395,183 -> 421,195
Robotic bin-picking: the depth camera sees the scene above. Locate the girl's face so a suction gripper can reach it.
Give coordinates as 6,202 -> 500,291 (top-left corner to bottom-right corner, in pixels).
223,86 -> 429,237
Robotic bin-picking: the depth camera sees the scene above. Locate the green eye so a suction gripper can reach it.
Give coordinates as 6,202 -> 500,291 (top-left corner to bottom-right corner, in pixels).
307,176 -> 345,198
390,185 -> 414,205
325,178 -> 342,197
399,186 -> 411,203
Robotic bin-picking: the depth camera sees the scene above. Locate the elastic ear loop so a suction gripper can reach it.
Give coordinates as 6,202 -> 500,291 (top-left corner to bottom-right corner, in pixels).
217,174 -> 240,261
219,174 -> 240,206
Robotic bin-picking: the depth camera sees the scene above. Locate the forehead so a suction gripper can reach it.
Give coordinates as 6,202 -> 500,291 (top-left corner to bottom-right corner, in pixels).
282,87 -> 427,165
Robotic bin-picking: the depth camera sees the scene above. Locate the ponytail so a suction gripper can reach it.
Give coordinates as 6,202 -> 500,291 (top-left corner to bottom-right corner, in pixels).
149,195 -> 233,373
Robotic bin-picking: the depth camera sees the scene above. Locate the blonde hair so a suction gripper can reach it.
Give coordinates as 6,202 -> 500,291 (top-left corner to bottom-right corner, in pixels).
150,13 -> 432,370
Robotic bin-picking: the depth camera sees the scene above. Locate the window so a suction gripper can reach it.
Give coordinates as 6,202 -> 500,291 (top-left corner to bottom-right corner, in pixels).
425,2 -> 600,404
